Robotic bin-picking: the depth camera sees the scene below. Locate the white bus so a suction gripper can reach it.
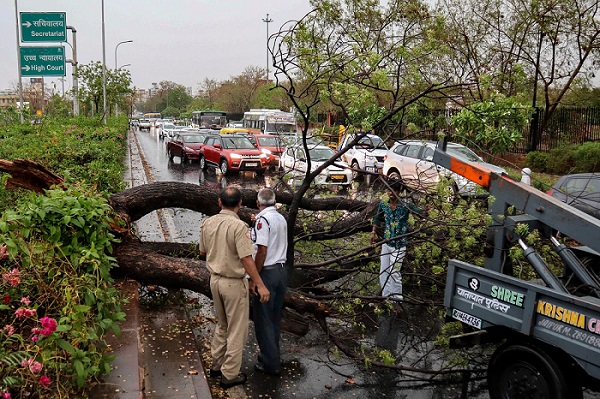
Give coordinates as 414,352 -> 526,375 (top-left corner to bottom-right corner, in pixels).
243,109 -> 298,137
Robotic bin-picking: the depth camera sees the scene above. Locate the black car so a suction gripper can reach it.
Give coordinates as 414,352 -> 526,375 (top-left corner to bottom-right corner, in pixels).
548,173 -> 600,219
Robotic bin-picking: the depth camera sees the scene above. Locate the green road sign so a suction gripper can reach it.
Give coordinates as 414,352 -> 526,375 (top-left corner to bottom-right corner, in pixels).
20,12 -> 66,43
20,47 -> 65,77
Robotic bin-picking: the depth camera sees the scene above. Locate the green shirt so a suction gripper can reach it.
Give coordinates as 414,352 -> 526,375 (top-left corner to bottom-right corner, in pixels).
372,199 -> 419,249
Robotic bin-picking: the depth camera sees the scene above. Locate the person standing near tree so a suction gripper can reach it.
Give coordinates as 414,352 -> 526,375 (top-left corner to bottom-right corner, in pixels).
370,180 -> 420,301
199,186 -> 270,389
250,188 -> 288,376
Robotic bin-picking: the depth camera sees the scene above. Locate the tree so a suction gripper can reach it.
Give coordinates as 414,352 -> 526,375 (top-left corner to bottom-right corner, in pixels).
76,61 -> 134,116
143,81 -> 192,115
0,158 -> 492,378
436,0 -> 600,135
212,66 -> 270,113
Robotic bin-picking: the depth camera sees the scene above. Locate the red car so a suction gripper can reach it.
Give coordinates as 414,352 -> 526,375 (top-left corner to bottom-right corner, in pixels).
199,134 -> 268,175
248,134 -> 285,167
166,132 -> 208,163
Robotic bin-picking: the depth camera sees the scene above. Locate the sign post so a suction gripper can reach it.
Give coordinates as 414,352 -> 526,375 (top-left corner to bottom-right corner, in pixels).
20,12 -> 66,43
19,46 -> 65,77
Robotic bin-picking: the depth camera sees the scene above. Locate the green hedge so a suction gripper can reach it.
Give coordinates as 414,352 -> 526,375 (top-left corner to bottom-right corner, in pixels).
526,142 -> 600,174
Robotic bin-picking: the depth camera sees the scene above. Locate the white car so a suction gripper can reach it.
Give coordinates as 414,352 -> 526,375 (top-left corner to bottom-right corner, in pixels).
280,144 -> 353,186
383,140 -> 507,196
338,132 -> 388,180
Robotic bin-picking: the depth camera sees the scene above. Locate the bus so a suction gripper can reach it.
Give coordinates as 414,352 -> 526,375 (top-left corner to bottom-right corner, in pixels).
143,112 -> 162,119
191,110 -> 227,129
243,109 -> 298,138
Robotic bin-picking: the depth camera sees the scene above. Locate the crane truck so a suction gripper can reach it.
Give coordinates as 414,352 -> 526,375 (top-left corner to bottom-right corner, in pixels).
433,137 -> 600,399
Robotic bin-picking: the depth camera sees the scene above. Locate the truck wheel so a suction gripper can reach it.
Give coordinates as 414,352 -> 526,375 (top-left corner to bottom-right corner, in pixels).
351,161 -> 361,181
488,343 -> 580,399
220,159 -> 229,175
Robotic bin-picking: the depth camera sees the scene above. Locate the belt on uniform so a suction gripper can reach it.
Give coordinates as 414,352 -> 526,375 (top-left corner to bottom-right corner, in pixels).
262,262 -> 285,270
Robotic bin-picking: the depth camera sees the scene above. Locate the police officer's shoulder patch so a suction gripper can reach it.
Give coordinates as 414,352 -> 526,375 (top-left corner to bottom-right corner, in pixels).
256,221 -> 263,230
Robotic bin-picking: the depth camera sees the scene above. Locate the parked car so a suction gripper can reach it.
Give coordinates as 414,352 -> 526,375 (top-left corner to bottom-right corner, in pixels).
383,140 -> 507,197
280,143 -> 353,186
338,132 -> 388,180
166,132 -> 208,164
199,134 -> 268,175
548,173 -> 600,219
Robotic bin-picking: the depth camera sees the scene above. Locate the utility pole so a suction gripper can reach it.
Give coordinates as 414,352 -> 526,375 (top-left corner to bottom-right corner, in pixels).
114,40 -> 133,116
67,26 -> 79,116
262,13 -> 273,81
14,0 -> 24,123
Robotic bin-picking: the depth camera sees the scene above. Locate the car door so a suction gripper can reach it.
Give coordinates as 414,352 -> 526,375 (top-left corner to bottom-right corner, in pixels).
396,144 -> 423,181
203,137 -> 219,165
414,146 -> 440,185
172,134 -> 183,157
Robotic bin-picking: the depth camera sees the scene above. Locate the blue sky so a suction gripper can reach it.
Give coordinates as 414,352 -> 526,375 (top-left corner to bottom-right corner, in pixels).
1,1 -> 312,94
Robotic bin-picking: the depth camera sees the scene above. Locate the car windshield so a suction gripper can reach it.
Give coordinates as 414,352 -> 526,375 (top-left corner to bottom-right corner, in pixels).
358,136 -> 387,149
447,145 -> 482,162
258,136 -> 282,147
182,134 -> 206,143
308,147 -> 335,162
222,136 -> 255,149
163,124 -> 176,130
560,176 -> 600,199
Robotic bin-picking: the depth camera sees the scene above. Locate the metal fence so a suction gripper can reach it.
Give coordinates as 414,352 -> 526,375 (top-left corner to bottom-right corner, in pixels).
392,107 -> 600,154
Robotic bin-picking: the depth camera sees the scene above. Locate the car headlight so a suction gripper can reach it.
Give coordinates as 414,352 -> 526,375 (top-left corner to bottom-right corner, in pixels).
184,146 -> 194,152
230,153 -> 242,159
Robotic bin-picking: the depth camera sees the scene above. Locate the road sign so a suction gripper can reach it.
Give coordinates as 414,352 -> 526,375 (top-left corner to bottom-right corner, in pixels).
20,12 -> 66,43
20,47 -> 65,77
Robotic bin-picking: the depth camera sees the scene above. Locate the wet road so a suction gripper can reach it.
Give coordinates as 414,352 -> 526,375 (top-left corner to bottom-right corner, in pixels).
132,128 -> 599,399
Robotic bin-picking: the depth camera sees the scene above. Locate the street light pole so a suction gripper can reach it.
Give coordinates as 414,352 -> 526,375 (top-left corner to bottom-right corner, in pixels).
262,13 -> 272,81
66,26 -> 79,116
114,40 -> 133,116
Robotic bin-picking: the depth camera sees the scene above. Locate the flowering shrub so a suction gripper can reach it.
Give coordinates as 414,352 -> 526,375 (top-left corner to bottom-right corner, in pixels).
0,184 -> 126,398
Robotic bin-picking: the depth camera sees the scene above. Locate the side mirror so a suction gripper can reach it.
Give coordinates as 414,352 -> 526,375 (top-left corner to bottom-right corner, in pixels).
214,143 -> 221,149
425,155 -> 433,161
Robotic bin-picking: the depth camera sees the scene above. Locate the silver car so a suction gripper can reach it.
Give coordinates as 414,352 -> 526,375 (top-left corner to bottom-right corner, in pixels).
383,140 -> 506,196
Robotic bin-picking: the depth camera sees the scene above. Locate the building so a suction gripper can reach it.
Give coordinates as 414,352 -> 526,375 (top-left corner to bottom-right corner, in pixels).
0,89 -> 19,109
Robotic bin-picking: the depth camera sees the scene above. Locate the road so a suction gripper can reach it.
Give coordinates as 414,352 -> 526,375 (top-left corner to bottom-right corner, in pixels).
132,127 -> 600,399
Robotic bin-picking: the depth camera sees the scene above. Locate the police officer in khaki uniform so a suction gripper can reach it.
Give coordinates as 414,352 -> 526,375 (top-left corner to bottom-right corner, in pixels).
200,187 -> 270,389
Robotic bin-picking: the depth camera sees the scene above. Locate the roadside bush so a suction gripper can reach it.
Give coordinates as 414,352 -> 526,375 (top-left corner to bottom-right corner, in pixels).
546,145 -> 577,174
0,184 -> 126,398
573,142 -> 600,172
0,117 -> 128,214
525,151 -> 549,173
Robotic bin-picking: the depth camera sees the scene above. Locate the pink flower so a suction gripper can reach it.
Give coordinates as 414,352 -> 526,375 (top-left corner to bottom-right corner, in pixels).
2,295 -> 10,305
2,268 -> 20,287
21,358 -> 43,374
39,375 -> 51,388
40,317 -> 57,334
20,296 -> 31,305
3,325 -> 15,335
14,308 -> 36,318
3,392 -> 11,399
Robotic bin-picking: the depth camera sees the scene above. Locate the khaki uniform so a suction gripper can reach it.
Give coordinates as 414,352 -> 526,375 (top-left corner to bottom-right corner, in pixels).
200,209 -> 254,380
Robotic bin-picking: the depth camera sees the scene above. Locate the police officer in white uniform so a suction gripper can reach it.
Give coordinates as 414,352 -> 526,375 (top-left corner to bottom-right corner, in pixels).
250,188 -> 288,375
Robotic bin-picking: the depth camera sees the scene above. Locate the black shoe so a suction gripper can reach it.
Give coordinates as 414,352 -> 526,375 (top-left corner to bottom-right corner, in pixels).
220,372 -> 247,389
254,362 -> 281,376
209,368 -> 222,378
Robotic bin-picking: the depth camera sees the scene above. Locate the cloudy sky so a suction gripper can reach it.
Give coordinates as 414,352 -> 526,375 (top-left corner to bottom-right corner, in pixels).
1,1 -> 313,95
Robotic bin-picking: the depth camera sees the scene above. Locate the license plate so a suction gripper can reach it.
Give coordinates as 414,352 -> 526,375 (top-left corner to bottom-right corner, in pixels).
330,174 -> 344,180
245,162 -> 258,167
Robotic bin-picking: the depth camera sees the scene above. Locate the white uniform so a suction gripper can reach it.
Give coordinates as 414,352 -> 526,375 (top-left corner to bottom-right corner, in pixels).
252,206 -> 287,265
